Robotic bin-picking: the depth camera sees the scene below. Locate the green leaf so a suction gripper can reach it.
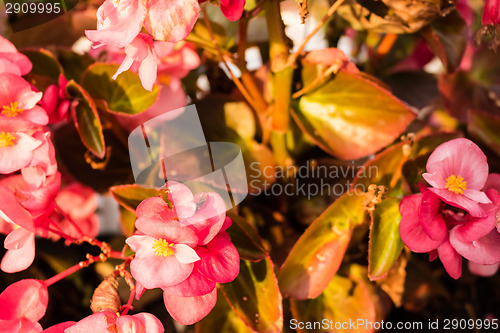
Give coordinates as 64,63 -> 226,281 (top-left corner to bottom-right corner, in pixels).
278,191 -> 366,299
468,110 -> 500,157
221,258 -> 283,333
118,206 -> 137,237
421,10 -> 467,73
110,184 -> 171,212
227,213 -> 268,262
368,198 -> 404,280
57,50 -> 95,82
22,48 -> 62,81
290,265 -> 377,333
66,81 -> 105,158
197,290 -> 253,333
293,71 -> 416,160
81,63 -> 159,115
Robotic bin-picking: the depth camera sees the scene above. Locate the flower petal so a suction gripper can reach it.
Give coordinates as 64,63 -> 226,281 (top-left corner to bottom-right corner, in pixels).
195,232 -> 240,283
419,187 -> 447,242
163,287 -> 216,325
145,0 -> 200,42
127,236 -> 194,288
0,279 -> 48,322
134,219 -> 198,246
425,138 -> 489,190
1,232 -> 35,273
162,268 -> 215,297
450,228 -> 500,265
428,188 -> 488,217
468,261 -> 499,277
399,194 -> 442,252
437,238 -> 462,279
173,243 -> 200,263
183,192 -> 227,245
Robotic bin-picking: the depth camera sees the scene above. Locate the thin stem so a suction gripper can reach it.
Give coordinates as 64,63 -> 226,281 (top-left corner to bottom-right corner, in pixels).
121,288 -> 136,316
264,0 -> 293,133
247,0 -> 265,18
201,5 -> 263,114
288,0 -> 346,66
44,254 -> 104,287
291,61 -> 342,99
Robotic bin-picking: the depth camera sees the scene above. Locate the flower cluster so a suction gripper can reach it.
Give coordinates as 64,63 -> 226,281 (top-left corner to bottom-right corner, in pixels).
399,138 -> 500,279
0,37 -> 98,273
126,181 -> 240,325
85,0 -> 244,91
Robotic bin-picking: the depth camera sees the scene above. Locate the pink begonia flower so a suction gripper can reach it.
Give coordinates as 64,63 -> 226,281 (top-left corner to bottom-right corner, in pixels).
0,118 -> 44,175
65,310 -> 164,333
199,0 -> 246,21
21,131 -> 58,188
42,321 -> 76,333
125,198 -> 201,289
0,73 -> 48,125
482,0 -> 500,25
85,0 -> 147,49
0,36 -> 32,76
0,172 -> 61,272
0,279 -> 48,333
50,183 -> 99,242
126,182 -> 239,324
154,42 -> 200,79
39,75 -> 70,124
113,33 -> 157,91
162,226 -> 239,325
422,138 -> 491,217
144,0 -> 200,42
468,261 -> 499,277
219,0 -> 246,21
400,174 -> 500,279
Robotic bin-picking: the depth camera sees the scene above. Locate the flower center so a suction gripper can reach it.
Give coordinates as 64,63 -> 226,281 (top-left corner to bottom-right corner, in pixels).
2,102 -> 23,117
152,239 -> 175,257
445,175 -> 467,195
0,132 -> 15,147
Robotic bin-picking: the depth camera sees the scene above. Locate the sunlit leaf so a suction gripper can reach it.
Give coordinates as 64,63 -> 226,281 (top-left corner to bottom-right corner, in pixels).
290,265 -> 377,333
368,198 -> 404,280
109,184 -> 170,212
221,258 -> 283,333
294,71 -> 416,160
81,63 -> 159,115
279,191 -> 366,299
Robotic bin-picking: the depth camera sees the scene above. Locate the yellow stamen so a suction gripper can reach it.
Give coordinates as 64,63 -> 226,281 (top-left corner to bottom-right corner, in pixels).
2,102 -> 23,117
0,132 -> 15,147
445,175 -> 467,195
152,239 -> 175,257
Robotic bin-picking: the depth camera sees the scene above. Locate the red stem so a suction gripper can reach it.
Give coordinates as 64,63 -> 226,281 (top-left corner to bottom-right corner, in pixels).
43,255 -> 103,287
121,288 -> 136,316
